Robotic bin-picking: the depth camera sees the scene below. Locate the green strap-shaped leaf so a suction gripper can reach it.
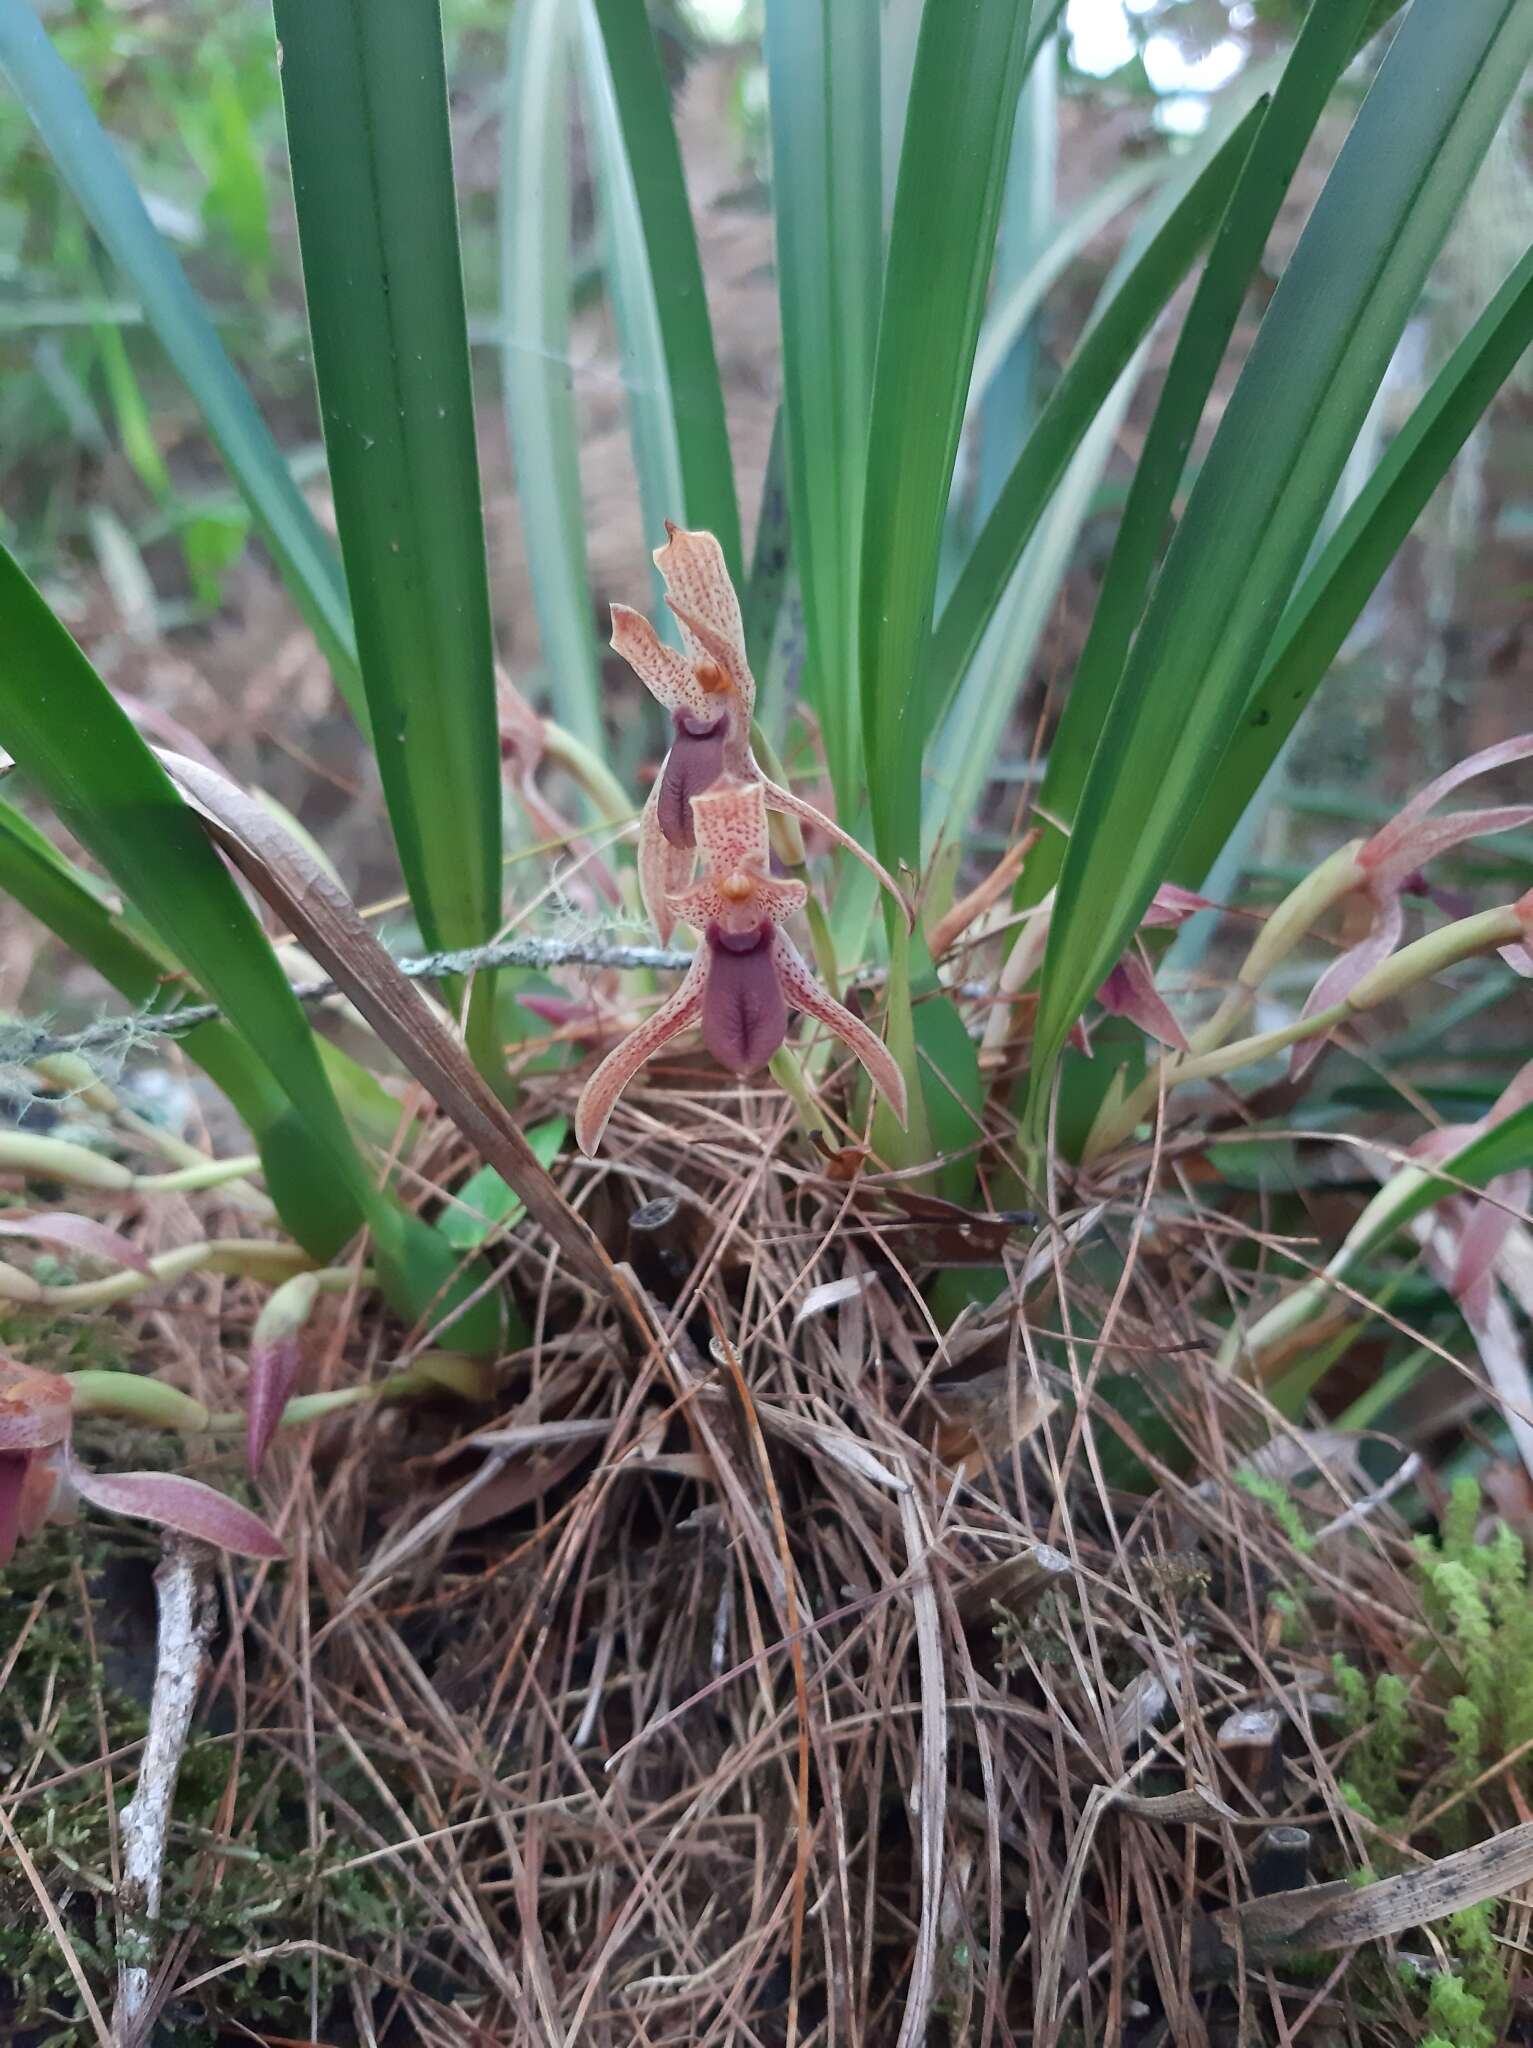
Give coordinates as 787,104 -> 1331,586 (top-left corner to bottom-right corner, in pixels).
0,0 -> 360,714
1023,0 -> 1377,907
927,103 -> 1263,728
0,548 -> 501,1349
271,0 -> 502,964
859,0 -> 1035,875
742,404 -> 792,682
1178,239 -> 1533,884
576,0 -> 681,640
586,0 -> 742,583
501,0 -> 603,755
1029,0 -> 1533,1117
765,0 -> 882,808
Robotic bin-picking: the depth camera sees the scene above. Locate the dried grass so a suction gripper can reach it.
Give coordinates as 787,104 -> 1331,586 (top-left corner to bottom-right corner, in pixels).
5,1036 -> 1531,2047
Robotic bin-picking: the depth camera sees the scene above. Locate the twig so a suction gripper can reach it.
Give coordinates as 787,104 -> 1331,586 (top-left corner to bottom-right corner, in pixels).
0,931 -> 1005,1075
114,1537 -> 215,2046
0,931 -> 691,1073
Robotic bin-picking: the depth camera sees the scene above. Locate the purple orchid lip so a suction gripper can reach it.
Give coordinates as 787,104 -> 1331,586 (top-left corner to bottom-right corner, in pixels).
658,714 -> 729,847
677,711 -> 727,740
701,920 -> 787,1074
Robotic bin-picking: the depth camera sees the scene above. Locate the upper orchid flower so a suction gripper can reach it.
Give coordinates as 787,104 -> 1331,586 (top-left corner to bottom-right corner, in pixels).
1291,735 -> 1533,1078
575,779 -> 907,1154
0,1359 -> 284,1565
611,523 -> 906,941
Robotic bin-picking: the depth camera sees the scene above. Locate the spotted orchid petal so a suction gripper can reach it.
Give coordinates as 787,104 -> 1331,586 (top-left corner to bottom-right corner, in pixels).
773,933 -> 908,1127
761,778 -> 911,927
610,603 -> 729,726
672,779 -> 807,934
653,523 -> 754,716
636,776 -> 695,944
577,777 -> 905,1149
66,1460 -> 286,1559
1289,888 -> 1405,1082
575,951 -> 709,1156
671,870 -> 807,933
688,766 -> 773,873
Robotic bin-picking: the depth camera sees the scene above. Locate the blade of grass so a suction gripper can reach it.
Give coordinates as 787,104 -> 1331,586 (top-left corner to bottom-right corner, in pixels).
1177,238 -> 1533,884
270,0 -> 503,1013
1022,0 -> 1377,909
0,548 -> 502,1350
501,0 -> 603,755
928,102 -> 1264,724
585,0 -> 741,582
764,0 -> 881,809
1028,0 -> 1533,1122
0,0 -> 361,715
859,0 -> 1035,878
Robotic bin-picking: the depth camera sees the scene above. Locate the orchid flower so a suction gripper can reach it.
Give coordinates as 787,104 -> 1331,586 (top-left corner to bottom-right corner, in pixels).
611,523 -> 906,941
1291,735 -> 1533,1078
575,779 -> 907,1154
0,1359 -> 284,1565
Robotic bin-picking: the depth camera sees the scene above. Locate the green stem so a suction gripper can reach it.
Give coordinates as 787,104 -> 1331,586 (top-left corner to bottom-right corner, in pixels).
874,919 -> 933,1172
131,1153 -> 262,1193
542,719 -> 636,829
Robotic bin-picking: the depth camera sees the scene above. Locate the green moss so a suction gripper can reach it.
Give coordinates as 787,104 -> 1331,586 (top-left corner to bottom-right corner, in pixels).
0,1520 -> 422,2041
1333,1656 -> 1412,1833
1421,1967 -> 1494,2048
1235,1468 -> 1314,1553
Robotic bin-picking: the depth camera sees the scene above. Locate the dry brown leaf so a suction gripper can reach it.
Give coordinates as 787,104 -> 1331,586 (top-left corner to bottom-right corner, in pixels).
1217,1819 -> 1533,1957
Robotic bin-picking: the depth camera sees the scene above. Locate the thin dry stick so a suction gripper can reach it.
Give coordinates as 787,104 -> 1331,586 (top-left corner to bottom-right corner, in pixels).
0,935 -> 999,1072
115,1536 -> 215,2045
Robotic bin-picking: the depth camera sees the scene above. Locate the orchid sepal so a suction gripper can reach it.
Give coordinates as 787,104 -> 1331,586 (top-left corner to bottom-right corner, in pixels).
576,780 -> 906,1153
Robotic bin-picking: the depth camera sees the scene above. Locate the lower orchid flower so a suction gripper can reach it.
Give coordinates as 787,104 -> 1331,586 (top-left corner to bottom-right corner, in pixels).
575,779 -> 907,1155
0,1359 -> 285,1564
1291,734 -> 1533,1078
611,523 -> 907,940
